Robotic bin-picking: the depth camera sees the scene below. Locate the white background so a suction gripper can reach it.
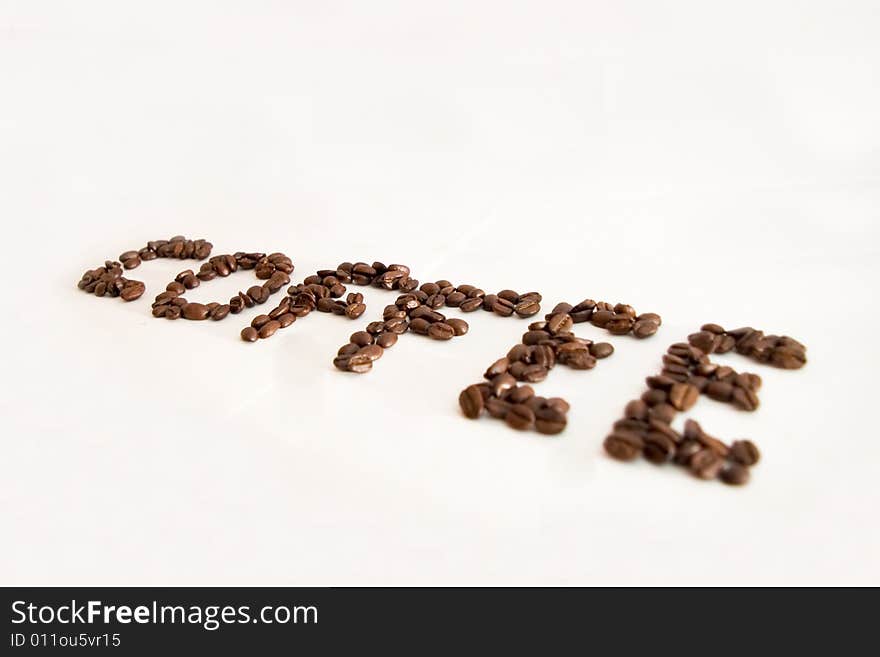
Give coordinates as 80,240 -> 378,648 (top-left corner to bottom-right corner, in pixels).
1,1 -> 878,585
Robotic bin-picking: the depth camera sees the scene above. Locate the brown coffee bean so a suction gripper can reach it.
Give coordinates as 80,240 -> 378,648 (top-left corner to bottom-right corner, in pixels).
409,318 -> 430,334
515,300 -> 541,317
563,351 -> 596,370
625,400 -> 649,420
729,440 -> 760,466
346,302 -> 367,319
251,314 -> 271,329
589,342 -> 614,359
276,312 -> 294,327
521,364 -> 548,383
446,318 -> 469,336
338,343 -> 360,356
690,449 -> 723,479
505,404 -> 536,430
641,389 -> 667,406
259,320 -> 281,338
706,381 -> 734,402
241,326 -> 258,342
347,354 -> 373,373
350,331 -> 374,347
181,302 -> 209,320
491,373 -> 517,398
546,313 -> 573,335
644,431 -> 676,463
428,322 -> 455,340
356,344 -> 384,361
604,432 -> 644,461
508,385 -> 535,404
632,319 -> 659,338
459,297 -> 483,312
120,281 -> 145,301
459,385 -> 485,419
534,406 -> 567,435
649,403 -> 676,424
770,346 -> 807,369
376,332 -> 398,348
720,462 -> 750,486
668,383 -> 700,411
732,386 -> 760,411
688,331 -> 717,354
492,298 -> 515,317
485,358 -> 510,379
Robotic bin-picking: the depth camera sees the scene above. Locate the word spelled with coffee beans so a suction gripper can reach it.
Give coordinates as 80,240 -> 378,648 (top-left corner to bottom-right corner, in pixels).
78,235 -> 807,487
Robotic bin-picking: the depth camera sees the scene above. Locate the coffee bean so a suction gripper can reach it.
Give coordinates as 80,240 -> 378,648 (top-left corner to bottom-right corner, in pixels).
508,385 -> 535,404
241,326 -> 258,342
356,345 -> 384,361
604,432 -> 644,461
460,297 -> 483,312
706,381 -> 734,402
259,320 -> 281,338
515,300 -> 541,317
732,386 -> 760,411
346,302 -> 366,319
632,319 -> 659,338
644,431 -> 676,463
535,406 -> 567,435
350,331 -> 374,347
277,312 -> 295,327
521,364 -> 548,383
729,440 -> 760,466
690,449 -> 723,479
668,383 -> 700,411
491,373 -> 517,398
625,400 -> 649,420
459,385 -> 485,418
649,403 -> 676,424
446,318 -> 469,336
376,332 -> 398,348
492,298 -> 515,317
486,397 -> 511,419
720,462 -> 750,485
428,322 -> 455,340
182,302 -> 210,320
589,342 -> 614,359
546,313 -> 573,335
641,389 -> 667,406
347,354 -> 373,373
505,404 -> 536,430
251,314 -> 271,329
485,358 -> 510,379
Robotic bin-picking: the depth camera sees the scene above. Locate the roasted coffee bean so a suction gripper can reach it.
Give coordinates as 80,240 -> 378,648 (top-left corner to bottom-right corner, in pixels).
241,326 -> 258,342
375,331 -> 397,348
690,449 -> 723,480
492,298 -> 515,317
460,297 -> 483,312
486,397 -> 511,419
446,318 -> 469,336
491,373 -> 517,398
120,281 -> 145,301
688,331 -> 717,354
445,291 -> 467,307
165,305 -> 181,319
505,404 -> 536,430
409,318 -> 430,334
428,322 -> 455,340
562,352 -> 596,370
507,344 -> 530,362
508,385 -> 535,404
706,381 -> 734,402
604,432 -> 644,461
515,299 -> 541,317
277,312 -> 295,328
350,331 -> 374,347
720,462 -> 750,486
589,342 -> 614,359
482,294 -> 498,311
356,345 -> 384,361
534,406 -> 567,435
732,386 -> 760,411
347,354 -> 373,373
673,440 -> 703,466
182,302 -> 210,320
649,403 -> 676,424
632,319 -> 659,338
591,309 -> 614,328
625,400 -> 649,421
644,431 -> 676,464
259,320 -> 281,338
729,440 -> 760,466
546,397 -> 570,414
459,385 -> 485,419
345,302 -> 367,319
641,389 -> 667,406
668,383 -> 700,411
338,343 -> 360,357
546,313 -> 573,335
521,364 -> 549,383
485,358 -> 510,379
251,314 -> 271,329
